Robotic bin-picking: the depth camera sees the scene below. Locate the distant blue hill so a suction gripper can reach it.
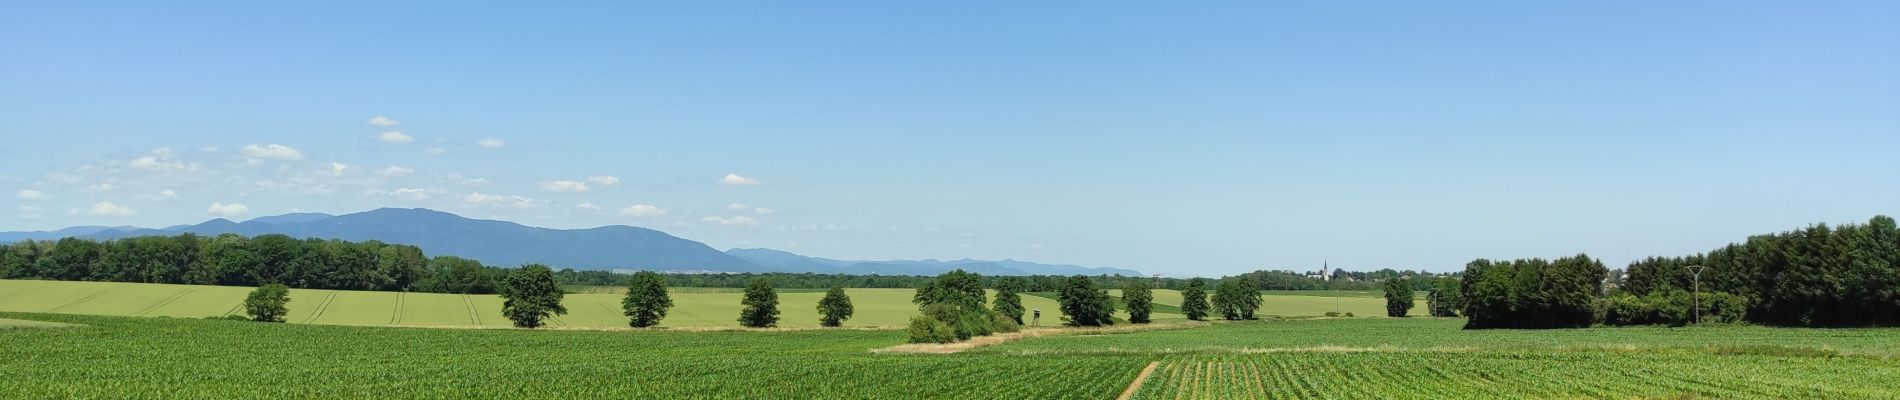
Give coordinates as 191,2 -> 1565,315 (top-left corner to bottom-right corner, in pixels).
1,208 -> 1144,276
724,248 -> 1144,277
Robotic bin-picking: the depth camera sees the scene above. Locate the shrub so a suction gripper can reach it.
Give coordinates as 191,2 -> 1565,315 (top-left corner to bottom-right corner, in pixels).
905,315 -> 957,344
1344,312 -> 1355,317
1604,290 -> 1750,326
1324,311 -> 1341,318
243,284 -> 290,322
992,277 -> 1026,325
989,313 -> 1021,334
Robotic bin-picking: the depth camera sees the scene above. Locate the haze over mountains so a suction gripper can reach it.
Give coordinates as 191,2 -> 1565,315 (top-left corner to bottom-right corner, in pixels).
0,208 -> 1143,277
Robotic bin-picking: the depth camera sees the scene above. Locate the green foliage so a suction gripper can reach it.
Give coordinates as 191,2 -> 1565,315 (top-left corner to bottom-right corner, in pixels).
1631,216 -> 1900,327
1180,278 -> 1210,321
498,264 -> 567,328
242,284 -> 290,322
1382,276 -> 1413,317
816,287 -> 854,327
991,277 -> 1026,324
0,233 -> 452,293
1426,277 -> 1462,317
1604,290 -> 1749,326
621,271 -> 672,328
738,278 -> 780,328
911,270 -> 1000,340
1122,279 -> 1154,324
1057,275 -> 1115,326
1460,254 -> 1607,329
903,315 -> 957,343
990,312 -> 1021,333
1211,278 -> 1261,320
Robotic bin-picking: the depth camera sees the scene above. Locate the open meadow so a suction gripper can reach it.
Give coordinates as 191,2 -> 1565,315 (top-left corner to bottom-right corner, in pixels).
1,312 -> 1895,399
0,279 -> 1402,328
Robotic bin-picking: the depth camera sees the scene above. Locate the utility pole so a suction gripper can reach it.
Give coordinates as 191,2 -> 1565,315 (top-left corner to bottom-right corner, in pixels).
1687,265 -> 1709,324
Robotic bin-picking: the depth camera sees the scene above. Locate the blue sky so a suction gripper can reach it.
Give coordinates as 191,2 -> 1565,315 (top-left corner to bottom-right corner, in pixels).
2,2 -> 1896,276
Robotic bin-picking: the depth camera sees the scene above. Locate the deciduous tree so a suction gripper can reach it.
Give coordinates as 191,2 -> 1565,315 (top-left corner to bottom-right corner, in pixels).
621,271 -> 673,328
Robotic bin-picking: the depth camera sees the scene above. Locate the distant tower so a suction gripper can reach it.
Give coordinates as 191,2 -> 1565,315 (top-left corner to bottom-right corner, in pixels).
1321,260 -> 1330,281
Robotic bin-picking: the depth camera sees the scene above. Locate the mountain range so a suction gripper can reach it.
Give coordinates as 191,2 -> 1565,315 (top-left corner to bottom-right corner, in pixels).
0,208 -> 1143,277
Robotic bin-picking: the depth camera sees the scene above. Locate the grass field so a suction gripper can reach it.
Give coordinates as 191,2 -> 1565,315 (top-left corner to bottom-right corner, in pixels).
0,279 -> 1403,328
2,312 -> 1895,399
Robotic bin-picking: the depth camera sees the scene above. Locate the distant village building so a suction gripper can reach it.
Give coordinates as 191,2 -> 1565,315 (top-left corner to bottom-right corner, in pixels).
1305,261 -> 1331,281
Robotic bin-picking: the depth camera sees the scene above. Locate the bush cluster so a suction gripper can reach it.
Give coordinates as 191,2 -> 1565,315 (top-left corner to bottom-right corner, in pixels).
1622,216 -> 1900,327
1603,290 -> 1748,326
1460,254 -> 1607,329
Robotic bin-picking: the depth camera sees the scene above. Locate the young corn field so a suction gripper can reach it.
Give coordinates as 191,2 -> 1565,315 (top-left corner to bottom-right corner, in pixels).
3,312 -> 1897,399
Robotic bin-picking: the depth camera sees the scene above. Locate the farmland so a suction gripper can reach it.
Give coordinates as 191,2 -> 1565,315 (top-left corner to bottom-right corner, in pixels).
3,312 -> 1897,399
0,279 -> 1404,328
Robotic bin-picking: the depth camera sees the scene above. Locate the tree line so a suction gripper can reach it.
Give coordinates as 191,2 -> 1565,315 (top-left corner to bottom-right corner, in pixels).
1618,215 -> 1900,327
0,234 -> 504,294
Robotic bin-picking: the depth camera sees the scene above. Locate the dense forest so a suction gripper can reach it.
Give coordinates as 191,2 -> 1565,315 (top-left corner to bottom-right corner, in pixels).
1619,215 -> 1900,327
0,234 -> 506,294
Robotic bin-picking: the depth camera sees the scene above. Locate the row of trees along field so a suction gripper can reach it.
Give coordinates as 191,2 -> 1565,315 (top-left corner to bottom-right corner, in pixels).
1617,215 -> 1900,327
1453,216 -> 1900,329
555,269 -> 1197,291
0,234 -> 504,294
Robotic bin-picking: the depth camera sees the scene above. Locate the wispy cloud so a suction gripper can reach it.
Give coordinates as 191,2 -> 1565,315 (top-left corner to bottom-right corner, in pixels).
367,116 -> 399,126
376,166 -> 414,178
621,204 -> 667,218
378,131 -> 415,143
586,176 -> 619,186
539,180 -> 589,192
15,189 -> 47,200
206,202 -> 250,217
83,201 -> 136,217
702,215 -> 759,226
476,138 -> 506,149
241,144 -> 304,161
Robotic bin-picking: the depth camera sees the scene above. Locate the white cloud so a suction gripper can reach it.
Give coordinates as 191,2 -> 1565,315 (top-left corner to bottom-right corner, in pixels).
15,189 -> 46,200
133,189 -> 178,201
459,177 -> 492,186
329,163 -> 351,174
729,203 -> 773,214
702,215 -> 759,226
752,207 -> 775,215
200,146 -> 221,153
424,147 -> 448,155
15,205 -> 44,221
463,192 -> 540,209
241,144 -> 304,161
376,166 -> 414,178
378,131 -> 415,143
128,148 -> 201,173
476,138 -> 506,148
577,202 -> 603,210
586,176 -> 620,186
728,203 -> 749,211
621,204 -> 668,218
720,173 -> 761,186
539,180 -> 590,193
86,201 -> 136,217
367,116 -> 400,126
206,202 -> 250,217
385,187 -> 439,201
85,182 -> 116,192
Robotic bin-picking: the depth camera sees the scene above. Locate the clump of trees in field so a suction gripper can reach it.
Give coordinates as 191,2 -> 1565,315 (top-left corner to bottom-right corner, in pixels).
0,234 -> 505,294
243,283 -> 290,322
1123,279 -> 1154,324
1459,255 -> 1607,329
555,269 -> 1191,291
1616,216 -> 1900,327
621,271 -> 672,328
991,277 -> 1026,325
1383,276 -> 1412,317
1180,278 -> 1210,321
498,265 -> 566,328
817,287 -> 853,327
1426,277 -> 1462,317
907,270 -> 1017,343
1058,275 -> 1115,326
738,278 -> 780,328
1211,277 -> 1261,320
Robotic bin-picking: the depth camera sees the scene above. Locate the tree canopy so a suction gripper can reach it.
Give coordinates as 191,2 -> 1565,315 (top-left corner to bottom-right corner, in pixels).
1180,278 -> 1210,321
738,278 -> 780,328
621,271 -> 673,328
1383,276 -> 1414,317
1057,275 -> 1115,326
243,283 -> 290,322
991,277 -> 1026,325
817,287 -> 853,327
498,264 -> 567,328
1123,279 -> 1154,324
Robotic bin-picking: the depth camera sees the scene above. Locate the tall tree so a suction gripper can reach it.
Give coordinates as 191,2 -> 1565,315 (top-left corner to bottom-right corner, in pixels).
1058,275 -> 1115,326
1383,276 -> 1414,317
498,264 -> 567,328
621,271 -> 673,328
992,277 -> 1026,324
816,287 -> 854,327
1426,277 -> 1462,317
1123,279 -> 1154,324
1180,278 -> 1210,321
243,284 -> 291,322
738,278 -> 780,328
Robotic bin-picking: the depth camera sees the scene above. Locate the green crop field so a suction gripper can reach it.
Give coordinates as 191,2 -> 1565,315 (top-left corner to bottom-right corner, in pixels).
2,312 -> 1896,399
0,279 -> 1404,328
